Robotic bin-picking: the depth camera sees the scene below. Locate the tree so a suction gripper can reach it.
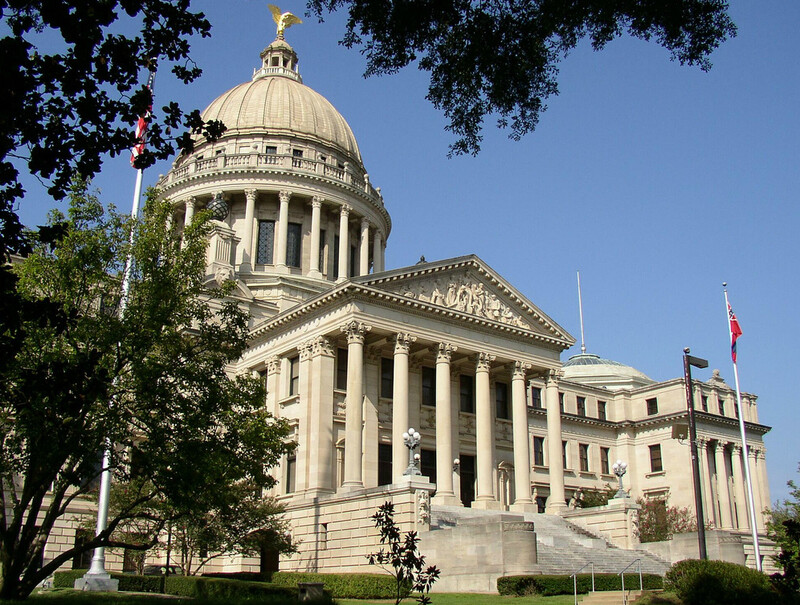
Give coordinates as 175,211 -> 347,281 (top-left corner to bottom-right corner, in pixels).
0,185 -> 294,599
0,0 -> 225,258
367,502 -> 440,605
636,496 -> 701,543
767,464 -> 800,596
309,0 -> 737,155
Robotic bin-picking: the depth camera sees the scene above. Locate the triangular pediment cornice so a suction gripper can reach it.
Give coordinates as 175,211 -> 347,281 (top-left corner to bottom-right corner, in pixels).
250,256 -> 575,350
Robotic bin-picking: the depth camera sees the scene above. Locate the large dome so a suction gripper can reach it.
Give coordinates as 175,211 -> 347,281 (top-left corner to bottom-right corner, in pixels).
561,353 -> 655,391
199,39 -> 362,162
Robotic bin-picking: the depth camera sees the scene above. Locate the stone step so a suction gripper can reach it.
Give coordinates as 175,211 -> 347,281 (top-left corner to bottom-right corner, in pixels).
579,590 -> 642,605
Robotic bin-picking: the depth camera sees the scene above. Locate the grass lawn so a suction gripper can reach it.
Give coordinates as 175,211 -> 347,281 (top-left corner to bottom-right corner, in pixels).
336,595 -> 576,605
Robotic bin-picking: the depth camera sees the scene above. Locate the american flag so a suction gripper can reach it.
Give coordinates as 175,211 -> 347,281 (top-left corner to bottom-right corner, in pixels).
130,70 -> 155,167
728,302 -> 743,363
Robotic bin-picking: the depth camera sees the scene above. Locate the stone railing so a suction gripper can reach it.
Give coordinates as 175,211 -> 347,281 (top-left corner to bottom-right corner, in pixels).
160,152 -> 382,203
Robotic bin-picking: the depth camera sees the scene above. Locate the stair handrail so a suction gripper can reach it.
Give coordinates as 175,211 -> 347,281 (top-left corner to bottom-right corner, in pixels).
570,561 -> 594,605
618,558 -> 643,603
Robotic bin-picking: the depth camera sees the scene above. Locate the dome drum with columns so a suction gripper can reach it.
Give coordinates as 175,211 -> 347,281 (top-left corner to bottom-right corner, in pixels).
157,34 -> 390,312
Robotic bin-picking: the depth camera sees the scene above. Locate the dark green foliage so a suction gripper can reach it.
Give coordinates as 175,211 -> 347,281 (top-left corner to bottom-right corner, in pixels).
637,497 -> 699,543
271,571 -> 401,598
366,501 -> 440,604
310,0 -> 736,155
53,571 -> 164,593
768,464 -> 800,599
497,573 -> 663,596
578,485 -> 617,508
664,559 -> 775,605
201,571 -> 271,582
164,575 -> 299,601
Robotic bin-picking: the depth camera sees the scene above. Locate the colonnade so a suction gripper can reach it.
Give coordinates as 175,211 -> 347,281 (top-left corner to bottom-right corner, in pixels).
697,438 -> 768,532
177,190 -> 386,279
267,324 -> 568,511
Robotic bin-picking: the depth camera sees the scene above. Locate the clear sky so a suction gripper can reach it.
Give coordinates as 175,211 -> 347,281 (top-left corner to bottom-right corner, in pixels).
13,1 -> 800,503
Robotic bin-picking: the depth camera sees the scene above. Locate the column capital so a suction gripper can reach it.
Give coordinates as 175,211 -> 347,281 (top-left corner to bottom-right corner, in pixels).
475,352 -> 496,372
244,188 -> 258,201
340,204 -> 352,217
279,190 -> 292,204
312,335 -> 336,357
394,332 -> 417,354
731,443 -> 743,455
361,216 -> 371,228
512,361 -> 532,379
436,343 -> 457,363
186,196 -> 197,208
544,368 -> 562,386
299,340 -> 315,362
311,196 -> 324,208
340,320 -> 372,344
266,356 -> 281,374
696,437 -> 708,449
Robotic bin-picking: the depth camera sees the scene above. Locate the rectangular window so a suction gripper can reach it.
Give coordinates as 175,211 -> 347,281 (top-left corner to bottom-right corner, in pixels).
420,449 -> 436,483
530,387 -> 543,409
598,401 -> 607,421
577,396 -> 586,417
649,444 -> 663,472
460,375 -> 475,413
264,145 -> 278,154
333,235 -> 340,279
380,358 -> 394,398
734,402 -> 739,418
336,348 -> 348,390
421,366 -> 436,407
559,392 -> 564,414
288,356 -> 299,396
292,148 -> 303,158
701,395 -> 709,412
319,229 -> 326,273
562,441 -> 569,469
533,437 -> 545,466
286,454 -> 296,493
579,443 -> 589,472
495,382 -> 510,420
286,222 -> 302,267
600,447 -> 610,475
719,399 -> 726,416
646,397 -> 659,415
349,244 -> 357,278
378,443 -> 392,486
256,220 -> 275,264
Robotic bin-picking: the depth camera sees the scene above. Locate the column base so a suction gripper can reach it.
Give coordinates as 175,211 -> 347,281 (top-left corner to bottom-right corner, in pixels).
509,501 -> 538,513
74,574 -> 119,593
471,498 -> 505,511
340,481 -> 365,492
308,270 -> 323,279
431,492 -> 462,507
545,501 -> 568,515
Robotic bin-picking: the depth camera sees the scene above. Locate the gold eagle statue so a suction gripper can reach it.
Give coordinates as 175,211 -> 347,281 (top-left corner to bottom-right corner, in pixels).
268,4 -> 303,39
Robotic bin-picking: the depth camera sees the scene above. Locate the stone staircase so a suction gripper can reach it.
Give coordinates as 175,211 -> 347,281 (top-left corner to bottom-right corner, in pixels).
431,505 -> 670,578
579,590 -> 642,605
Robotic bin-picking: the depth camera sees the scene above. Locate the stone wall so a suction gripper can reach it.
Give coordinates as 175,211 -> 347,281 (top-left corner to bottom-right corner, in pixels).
562,497 -> 640,549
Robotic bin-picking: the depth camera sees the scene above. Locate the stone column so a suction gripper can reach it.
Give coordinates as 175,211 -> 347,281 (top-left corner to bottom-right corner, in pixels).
731,445 -> 749,530
473,352 -> 501,510
309,196 -> 323,278
748,447 -> 765,532
337,205 -> 351,281
181,197 -> 196,248
511,361 -> 535,511
295,343 -> 313,494
239,188 -> 257,271
340,321 -> 370,489
265,356 -> 280,419
433,343 -> 459,505
359,218 -> 370,276
363,348 -> 381,487
697,439 -> 716,526
545,370 -> 567,514
757,448 -> 771,528
714,441 -> 734,529
275,190 -> 290,268
307,337 -> 336,495
392,333 -> 416,482
373,231 -> 383,273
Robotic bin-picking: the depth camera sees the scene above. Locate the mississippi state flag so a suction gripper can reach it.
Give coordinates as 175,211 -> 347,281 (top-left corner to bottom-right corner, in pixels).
130,71 -> 155,167
728,303 -> 743,363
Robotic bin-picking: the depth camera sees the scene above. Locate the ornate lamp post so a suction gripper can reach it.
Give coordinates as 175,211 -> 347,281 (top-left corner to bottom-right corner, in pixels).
612,460 -> 628,498
403,427 -> 422,476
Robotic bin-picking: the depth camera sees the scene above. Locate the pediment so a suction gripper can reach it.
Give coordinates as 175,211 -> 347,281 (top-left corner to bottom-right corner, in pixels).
355,256 -> 573,346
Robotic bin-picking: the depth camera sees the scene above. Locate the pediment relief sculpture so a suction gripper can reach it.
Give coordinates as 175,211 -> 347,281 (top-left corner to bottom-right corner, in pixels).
388,275 -> 531,329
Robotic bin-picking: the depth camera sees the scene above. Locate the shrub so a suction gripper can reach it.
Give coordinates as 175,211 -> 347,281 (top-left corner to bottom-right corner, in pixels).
52,570 -> 85,588
164,575 -> 298,601
497,573 -> 663,596
201,571 -> 271,582
664,559 -> 775,605
271,571 -> 401,599
53,570 -> 163,592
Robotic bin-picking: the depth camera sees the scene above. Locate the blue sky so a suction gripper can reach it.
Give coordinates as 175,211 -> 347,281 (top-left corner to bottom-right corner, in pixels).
13,1 -> 800,503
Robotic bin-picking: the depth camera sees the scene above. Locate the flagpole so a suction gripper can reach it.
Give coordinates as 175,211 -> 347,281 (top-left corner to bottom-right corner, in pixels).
724,283 -> 762,571
79,67 -> 153,591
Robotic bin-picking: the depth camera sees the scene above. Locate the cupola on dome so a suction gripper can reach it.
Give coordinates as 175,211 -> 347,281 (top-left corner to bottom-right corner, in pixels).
561,353 -> 655,391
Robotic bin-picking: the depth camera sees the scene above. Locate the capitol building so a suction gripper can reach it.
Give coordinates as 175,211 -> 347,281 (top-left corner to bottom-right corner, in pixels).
51,27 -> 774,590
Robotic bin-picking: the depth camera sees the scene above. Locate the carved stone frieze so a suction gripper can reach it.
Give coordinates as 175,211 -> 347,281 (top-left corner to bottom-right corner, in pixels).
459,413 -> 476,437
377,400 -> 392,424
389,274 -> 531,329
495,419 -> 512,444
419,407 -> 436,430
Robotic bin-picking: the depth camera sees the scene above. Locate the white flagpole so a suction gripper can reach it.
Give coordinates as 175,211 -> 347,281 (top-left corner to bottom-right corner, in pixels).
724,284 -> 762,571
80,67 -> 152,590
